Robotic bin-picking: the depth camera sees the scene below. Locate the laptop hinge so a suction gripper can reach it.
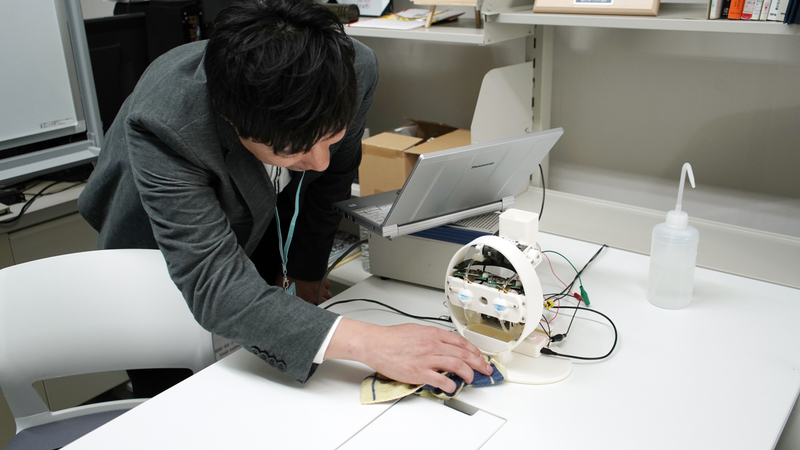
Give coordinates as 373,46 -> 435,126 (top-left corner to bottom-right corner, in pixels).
501,196 -> 515,210
393,202 -> 505,239
383,224 -> 399,239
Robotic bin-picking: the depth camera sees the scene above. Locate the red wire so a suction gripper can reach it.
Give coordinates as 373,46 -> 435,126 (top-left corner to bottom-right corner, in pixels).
547,298 -> 561,324
544,251 -> 571,291
543,250 -> 573,324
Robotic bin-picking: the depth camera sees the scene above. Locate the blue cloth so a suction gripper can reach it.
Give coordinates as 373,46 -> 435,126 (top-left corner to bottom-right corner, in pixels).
359,355 -> 506,404
419,357 -> 505,398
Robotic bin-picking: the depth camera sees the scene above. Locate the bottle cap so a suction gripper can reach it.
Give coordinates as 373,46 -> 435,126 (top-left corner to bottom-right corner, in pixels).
666,209 -> 689,228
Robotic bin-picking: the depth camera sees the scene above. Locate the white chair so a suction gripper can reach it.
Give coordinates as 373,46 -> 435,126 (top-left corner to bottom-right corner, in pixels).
0,249 -> 217,450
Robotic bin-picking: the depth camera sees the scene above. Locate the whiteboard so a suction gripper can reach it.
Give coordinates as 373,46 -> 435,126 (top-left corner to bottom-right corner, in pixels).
0,0 -> 79,145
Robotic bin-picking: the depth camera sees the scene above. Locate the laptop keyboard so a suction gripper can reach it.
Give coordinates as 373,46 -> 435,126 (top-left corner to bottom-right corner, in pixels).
354,204 -> 392,223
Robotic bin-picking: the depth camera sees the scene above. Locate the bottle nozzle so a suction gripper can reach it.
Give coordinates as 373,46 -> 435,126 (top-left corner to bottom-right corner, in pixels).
665,163 -> 696,228
675,162 -> 696,213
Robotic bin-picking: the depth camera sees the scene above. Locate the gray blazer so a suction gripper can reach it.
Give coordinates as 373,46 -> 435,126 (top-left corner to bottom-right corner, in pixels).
78,40 -> 379,382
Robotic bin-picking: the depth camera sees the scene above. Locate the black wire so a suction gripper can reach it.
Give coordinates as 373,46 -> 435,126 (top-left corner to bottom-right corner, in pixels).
559,245 -> 608,338
538,163 -> 545,221
545,244 -> 608,303
36,181 -> 84,196
322,298 -> 453,324
317,238 -> 367,305
583,244 -> 608,268
539,312 -> 552,337
561,295 -> 583,338
540,244 -> 609,343
541,305 -> 617,361
494,163 -> 546,237
0,181 -> 60,225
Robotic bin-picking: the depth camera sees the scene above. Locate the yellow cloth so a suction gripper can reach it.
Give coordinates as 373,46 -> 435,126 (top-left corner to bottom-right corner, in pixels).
360,355 -> 507,405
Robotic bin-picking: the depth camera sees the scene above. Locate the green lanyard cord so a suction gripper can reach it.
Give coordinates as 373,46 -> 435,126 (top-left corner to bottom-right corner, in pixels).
275,171 -> 306,295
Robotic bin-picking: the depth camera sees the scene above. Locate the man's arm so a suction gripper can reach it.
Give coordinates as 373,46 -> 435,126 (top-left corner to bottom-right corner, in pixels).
324,319 -> 494,393
124,112 -> 338,383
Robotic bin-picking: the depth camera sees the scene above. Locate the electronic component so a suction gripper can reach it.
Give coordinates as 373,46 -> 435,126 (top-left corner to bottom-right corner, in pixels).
0,188 -> 24,205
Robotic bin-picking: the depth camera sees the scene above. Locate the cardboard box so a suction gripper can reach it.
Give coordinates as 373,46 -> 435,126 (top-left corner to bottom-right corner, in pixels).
532,0 -> 660,16
358,120 -> 471,196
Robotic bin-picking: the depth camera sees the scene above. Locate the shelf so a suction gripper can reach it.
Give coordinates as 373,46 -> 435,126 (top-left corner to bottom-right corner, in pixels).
345,18 -> 534,45
491,3 -> 800,35
346,19 -> 483,45
0,182 -> 85,233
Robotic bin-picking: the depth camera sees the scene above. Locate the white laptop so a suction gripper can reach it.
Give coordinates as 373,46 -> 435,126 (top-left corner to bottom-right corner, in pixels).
334,128 -> 563,239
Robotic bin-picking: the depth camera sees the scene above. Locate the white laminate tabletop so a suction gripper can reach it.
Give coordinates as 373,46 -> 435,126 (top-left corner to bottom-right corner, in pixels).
66,232 -> 800,449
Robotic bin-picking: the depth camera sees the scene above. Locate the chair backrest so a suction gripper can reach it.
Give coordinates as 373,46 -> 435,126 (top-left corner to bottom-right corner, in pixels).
0,249 -> 216,432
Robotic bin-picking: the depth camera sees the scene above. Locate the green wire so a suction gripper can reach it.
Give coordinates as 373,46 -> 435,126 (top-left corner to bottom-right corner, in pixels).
542,250 -> 583,286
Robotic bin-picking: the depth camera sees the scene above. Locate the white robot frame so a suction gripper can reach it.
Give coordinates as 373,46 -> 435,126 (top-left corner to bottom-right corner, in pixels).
444,209 -> 571,384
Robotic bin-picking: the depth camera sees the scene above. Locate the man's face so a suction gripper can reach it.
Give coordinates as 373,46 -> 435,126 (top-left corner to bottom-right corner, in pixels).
239,129 -> 346,172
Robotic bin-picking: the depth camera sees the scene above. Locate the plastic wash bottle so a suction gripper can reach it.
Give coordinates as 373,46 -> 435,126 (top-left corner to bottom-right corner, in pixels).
647,163 -> 699,309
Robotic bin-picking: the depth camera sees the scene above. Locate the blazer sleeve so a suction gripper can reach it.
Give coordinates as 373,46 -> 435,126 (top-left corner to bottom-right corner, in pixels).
124,112 -> 338,383
283,40 -> 379,281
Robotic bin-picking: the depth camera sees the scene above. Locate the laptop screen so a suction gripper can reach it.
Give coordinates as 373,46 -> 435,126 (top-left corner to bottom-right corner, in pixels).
384,128 -> 563,227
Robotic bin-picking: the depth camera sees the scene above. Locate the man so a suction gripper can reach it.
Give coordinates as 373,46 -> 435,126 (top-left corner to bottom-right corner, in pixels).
78,0 -> 491,397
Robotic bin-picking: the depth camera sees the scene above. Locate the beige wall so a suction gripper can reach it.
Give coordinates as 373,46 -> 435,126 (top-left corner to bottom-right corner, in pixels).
79,0 -> 114,19
358,36 -> 527,135
547,26 -> 800,236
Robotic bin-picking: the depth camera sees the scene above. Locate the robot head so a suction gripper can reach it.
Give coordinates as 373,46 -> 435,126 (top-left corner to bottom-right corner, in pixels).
444,210 -> 543,355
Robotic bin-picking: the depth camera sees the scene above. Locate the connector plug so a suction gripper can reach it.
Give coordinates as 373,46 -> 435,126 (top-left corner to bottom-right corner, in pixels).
579,286 -> 590,306
513,332 -> 549,358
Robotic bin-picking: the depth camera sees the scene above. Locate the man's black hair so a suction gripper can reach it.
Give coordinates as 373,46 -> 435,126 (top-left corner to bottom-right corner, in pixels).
205,0 -> 358,155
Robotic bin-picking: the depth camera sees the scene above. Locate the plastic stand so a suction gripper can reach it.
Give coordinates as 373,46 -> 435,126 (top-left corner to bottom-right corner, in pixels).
497,350 -> 572,385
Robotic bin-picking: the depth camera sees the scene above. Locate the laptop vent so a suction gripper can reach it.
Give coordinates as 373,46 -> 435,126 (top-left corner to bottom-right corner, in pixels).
452,212 -> 500,232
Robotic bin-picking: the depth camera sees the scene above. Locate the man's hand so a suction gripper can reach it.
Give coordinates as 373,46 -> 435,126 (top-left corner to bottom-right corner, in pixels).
276,275 -> 331,305
324,319 -> 493,394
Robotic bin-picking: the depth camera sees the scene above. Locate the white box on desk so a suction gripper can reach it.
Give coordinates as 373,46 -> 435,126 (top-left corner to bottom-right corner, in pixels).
369,234 -> 457,289
368,218 -> 498,289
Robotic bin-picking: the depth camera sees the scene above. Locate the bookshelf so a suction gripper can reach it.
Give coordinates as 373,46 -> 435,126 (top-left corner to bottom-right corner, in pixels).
348,0 -> 799,291
491,2 -> 800,34
346,2 -> 799,44
345,18 -> 534,44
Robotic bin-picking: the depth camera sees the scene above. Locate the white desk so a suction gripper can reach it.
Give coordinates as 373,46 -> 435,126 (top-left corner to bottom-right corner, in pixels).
65,233 -> 800,449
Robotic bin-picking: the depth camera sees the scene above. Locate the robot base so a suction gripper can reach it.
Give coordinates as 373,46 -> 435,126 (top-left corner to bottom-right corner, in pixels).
496,350 -> 572,385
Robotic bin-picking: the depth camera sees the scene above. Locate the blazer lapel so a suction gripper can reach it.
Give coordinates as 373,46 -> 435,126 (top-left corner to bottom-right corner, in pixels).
218,118 -> 275,254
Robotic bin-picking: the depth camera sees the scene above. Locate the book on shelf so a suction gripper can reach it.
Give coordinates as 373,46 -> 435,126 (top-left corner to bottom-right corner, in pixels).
767,0 -> 790,20
328,231 -> 361,267
709,0 -> 724,18
759,0 -> 773,19
751,0 -> 764,18
721,0 -> 733,18
741,0 -> 757,17
346,8 -> 464,30
784,0 -> 799,22
728,0 -> 746,18
768,0 -> 781,19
